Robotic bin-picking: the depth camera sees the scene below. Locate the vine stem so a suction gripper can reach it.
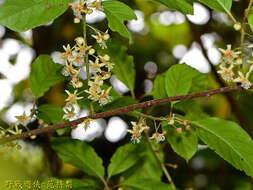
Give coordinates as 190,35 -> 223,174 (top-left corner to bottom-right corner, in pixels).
0,85 -> 252,144
145,132 -> 176,188
240,0 -> 253,59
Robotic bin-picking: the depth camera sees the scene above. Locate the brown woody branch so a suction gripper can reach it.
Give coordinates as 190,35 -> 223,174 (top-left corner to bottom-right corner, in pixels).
0,85 -> 252,144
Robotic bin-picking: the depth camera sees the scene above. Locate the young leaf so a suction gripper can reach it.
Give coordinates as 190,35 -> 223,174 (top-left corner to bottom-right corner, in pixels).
108,143 -> 143,178
248,8 -> 253,32
29,55 -> 64,99
122,177 -> 174,190
151,73 -> 167,99
102,0 -> 137,43
198,0 -> 232,13
163,123 -> 198,162
151,0 -> 194,15
0,0 -> 71,32
38,104 -> 64,124
195,118 -> 253,177
165,64 -> 196,97
51,137 -> 105,179
97,41 -> 136,92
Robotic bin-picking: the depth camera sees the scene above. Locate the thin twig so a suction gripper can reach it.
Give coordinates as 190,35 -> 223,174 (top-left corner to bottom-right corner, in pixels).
240,0 -> 253,60
145,132 -> 176,188
0,85 -> 252,144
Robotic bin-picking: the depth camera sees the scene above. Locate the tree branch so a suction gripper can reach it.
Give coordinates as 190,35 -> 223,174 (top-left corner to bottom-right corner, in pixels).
0,85 -> 252,144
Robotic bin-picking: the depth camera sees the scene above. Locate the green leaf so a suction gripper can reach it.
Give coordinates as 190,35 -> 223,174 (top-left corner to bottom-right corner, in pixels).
38,104 -> 64,124
29,54 -> 64,99
108,143 -> 143,178
163,123 -> 198,162
165,64 -> 197,97
123,177 -> 174,190
0,0 -> 71,32
195,118 -> 253,177
97,41 -> 136,92
151,73 -> 167,99
198,0 -> 232,13
152,0 -> 194,14
51,137 -> 105,179
123,140 -> 163,180
102,0 -> 137,43
248,8 -> 253,32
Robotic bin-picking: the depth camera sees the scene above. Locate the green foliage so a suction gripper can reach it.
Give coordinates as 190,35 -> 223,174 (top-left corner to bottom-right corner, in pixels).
198,0 -> 232,13
152,0 -> 194,14
248,8 -> 253,32
195,118 -> 253,177
51,138 -> 105,179
38,104 -> 64,124
165,64 -> 205,97
97,41 -> 136,92
163,123 -> 198,162
0,0 -> 71,32
29,55 -> 64,99
151,73 -> 167,99
108,143 -> 143,178
122,177 -> 174,190
102,0 -> 137,43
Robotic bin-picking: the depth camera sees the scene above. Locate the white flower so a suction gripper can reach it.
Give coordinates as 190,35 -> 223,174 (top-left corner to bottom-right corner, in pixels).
233,67 -> 253,89
217,64 -> 234,82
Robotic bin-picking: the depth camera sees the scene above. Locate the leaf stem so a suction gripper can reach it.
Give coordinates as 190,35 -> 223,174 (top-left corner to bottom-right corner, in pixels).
240,0 -> 253,64
145,132 -> 176,188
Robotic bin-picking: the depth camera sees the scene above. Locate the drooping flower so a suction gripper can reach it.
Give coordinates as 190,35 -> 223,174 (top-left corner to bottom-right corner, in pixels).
233,66 -> 253,89
150,131 -> 166,143
65,90 -> 83,105
15,112 -> 31,126
219,44 -> 241,64
217,64 -> 234,82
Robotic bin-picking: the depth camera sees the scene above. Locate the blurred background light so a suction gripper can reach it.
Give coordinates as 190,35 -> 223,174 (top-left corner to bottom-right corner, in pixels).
128,10 -> 146,33
0,25 -> 5,38
173,44 -> 188,59
110,75 -> 130,94
105,117 -> 128,143
3,102 -> 33,124
180,42 -> 210,73
71,118 -> 106,142
187,3 -> 210,25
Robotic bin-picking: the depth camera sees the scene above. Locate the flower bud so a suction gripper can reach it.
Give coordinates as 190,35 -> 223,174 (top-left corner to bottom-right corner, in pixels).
233,22 -> 241,31
185,125 -> 191,131
103,33 -> 110,40
74,17 -> 81,23
176,128 -> 182,133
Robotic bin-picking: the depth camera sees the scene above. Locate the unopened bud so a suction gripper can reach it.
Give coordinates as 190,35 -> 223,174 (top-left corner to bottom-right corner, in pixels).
176,128 -> 182,133
16,145 -> 22,150
233,22 -> 241,31
103,54 -> 110,61
185,125 -> 191,131
74,17 -> 81,23
103,33 -> 110,41
168,119 -> 174,125
30,135 -> 37,139
88,48 -> 95,55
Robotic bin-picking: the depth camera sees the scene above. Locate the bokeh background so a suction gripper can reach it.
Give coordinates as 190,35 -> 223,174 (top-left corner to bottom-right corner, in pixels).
0,0 -> 253,189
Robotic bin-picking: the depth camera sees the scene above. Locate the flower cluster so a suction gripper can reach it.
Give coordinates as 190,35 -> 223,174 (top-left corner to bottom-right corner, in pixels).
128,119 -> 149,143
167,114 -> 192,134
68,0 -> 103,23
218,44 -> 253,89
